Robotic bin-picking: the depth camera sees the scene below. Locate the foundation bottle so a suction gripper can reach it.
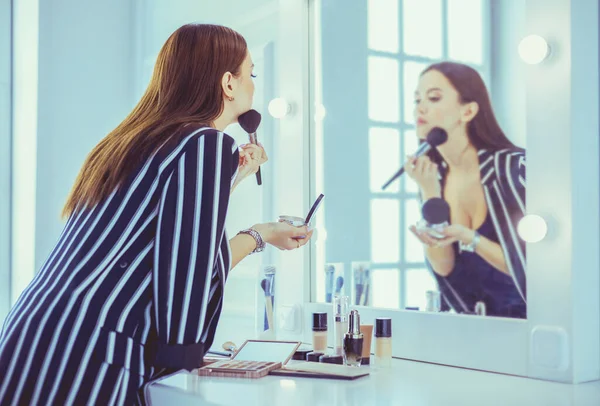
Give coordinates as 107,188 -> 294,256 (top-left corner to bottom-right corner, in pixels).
312,312 -> 328,352
374,317 -> 392,367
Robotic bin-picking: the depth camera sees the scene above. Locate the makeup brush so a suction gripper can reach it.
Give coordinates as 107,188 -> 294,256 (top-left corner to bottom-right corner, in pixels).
335,276 -> 344,295
237,109 -> 263,185
260,278 -> 274,331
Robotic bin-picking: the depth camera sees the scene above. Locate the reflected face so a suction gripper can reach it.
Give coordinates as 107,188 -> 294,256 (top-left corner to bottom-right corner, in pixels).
413,69 -> 464,140
232,51 -> 256,116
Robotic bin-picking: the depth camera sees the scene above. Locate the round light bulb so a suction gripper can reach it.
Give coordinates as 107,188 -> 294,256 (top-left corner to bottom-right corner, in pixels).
314,104 -> 327,121
517,214 -> 548,243
268,98 -> 291,118
518,35 -> 550,65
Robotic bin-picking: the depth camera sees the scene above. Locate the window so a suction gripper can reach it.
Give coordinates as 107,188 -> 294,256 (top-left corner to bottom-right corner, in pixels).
365,0 -> 489,309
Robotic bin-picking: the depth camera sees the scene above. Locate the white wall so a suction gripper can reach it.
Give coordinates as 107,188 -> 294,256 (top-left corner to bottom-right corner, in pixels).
11,0 -> 39,304
11,0 -> 135,301
0,0 -> 11,320
490,0 -> 527,148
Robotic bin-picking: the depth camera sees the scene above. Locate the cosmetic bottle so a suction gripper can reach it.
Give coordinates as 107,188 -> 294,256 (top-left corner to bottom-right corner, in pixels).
312,312 -> 328,352
425,290 -> 441,312
374,318 -> 392,368
360,324 -> 373,365
333,295 -> 349,356
475,301 -> 487,316
343,310 -> 364,367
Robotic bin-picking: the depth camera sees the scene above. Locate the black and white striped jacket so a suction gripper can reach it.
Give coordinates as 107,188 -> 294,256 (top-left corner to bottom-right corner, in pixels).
0,126 -> 238,405
434,148 -> 527,308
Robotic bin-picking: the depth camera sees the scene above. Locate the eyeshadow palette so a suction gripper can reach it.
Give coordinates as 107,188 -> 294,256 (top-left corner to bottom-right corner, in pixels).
197,360 -> 282,379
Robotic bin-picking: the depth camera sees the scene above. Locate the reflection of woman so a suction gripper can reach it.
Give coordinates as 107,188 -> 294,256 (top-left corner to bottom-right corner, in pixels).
406,62 -> 526,319
0,24 -> 312,405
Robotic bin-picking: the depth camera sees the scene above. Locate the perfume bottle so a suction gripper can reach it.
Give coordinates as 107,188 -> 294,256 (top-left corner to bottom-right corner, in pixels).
343,309 -> 364,367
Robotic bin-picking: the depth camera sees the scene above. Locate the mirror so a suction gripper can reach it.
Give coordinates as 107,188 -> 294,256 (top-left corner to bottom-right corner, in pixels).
310,0 -> 531,318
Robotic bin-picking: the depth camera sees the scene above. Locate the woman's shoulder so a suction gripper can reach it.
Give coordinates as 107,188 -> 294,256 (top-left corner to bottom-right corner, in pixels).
177,124 -> 237,148
159,124 -> 237,159
149,124 -> 237,175
489,148 -> 526,187
489,147 -> 526,161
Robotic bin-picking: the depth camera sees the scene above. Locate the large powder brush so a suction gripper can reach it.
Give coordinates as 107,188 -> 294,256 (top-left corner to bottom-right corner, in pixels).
238,109 -> 263,185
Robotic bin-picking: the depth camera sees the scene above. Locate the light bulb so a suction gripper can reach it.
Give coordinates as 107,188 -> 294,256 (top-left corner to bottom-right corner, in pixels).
518,35 -> 550,65
518,214 -> 548,243
268,98 -> 291,118
314,104 -> 327,121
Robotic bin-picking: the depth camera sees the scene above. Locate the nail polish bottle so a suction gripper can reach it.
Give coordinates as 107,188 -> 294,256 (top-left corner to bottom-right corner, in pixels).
343,309 -> 364,367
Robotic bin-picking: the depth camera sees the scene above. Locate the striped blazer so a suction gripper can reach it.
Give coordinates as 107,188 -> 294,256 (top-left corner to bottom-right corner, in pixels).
433,148 -> 527,310
0,126 -> 238,405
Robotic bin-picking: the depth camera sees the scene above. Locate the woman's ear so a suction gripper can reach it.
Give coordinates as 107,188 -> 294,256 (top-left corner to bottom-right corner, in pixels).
461,101 -> 479,123
221,72 -> 235,99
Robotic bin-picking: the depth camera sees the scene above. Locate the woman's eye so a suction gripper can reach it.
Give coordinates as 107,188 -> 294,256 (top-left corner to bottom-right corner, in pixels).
251,73 -> 257,78
414,99 -> 421,104
429,96 -> 440,102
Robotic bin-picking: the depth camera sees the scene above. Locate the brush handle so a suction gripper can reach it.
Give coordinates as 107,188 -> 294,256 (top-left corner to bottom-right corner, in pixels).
265,295 -> 274,330
255,167 -> 262,185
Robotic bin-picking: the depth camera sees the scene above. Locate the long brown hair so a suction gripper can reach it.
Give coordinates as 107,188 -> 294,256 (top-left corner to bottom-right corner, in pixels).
422,62 -> 521,152
62,24 -> 247,217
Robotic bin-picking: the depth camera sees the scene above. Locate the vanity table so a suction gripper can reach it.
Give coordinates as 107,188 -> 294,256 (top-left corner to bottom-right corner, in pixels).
147,357 -> 600,406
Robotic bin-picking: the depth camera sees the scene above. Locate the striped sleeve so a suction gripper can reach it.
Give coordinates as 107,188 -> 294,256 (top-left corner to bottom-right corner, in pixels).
152,130 -> 237,371
499,151 -> 527,301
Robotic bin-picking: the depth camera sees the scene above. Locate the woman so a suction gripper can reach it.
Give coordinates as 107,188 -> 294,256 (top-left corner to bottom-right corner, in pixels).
407,61 -> 526,319
0,24 -> 312,405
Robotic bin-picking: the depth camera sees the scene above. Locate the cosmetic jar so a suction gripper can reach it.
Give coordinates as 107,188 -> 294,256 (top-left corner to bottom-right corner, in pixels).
278,215 -> 305,227
319,354 -> 343,365
306,351 -> 324,362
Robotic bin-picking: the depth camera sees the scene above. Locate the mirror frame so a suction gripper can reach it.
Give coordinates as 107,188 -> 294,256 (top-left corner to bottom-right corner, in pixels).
271,0 -> 599,384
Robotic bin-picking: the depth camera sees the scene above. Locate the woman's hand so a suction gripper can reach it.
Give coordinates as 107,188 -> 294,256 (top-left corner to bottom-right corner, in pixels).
437,224 -> 475,247
409,224 -> 475,248
409,225 -> 444,247
232,143 -> 268,191
252,222 -> 314,251
404,155 -> 441,199
409,223 -> 474,248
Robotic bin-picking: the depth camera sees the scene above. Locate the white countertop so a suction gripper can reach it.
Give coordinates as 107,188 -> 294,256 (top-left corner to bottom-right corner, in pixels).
147,358 -> 600,406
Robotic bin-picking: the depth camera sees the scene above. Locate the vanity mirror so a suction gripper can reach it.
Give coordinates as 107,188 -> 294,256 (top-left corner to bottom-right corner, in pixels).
311,0 -> 529,318
300,0 -> 599,383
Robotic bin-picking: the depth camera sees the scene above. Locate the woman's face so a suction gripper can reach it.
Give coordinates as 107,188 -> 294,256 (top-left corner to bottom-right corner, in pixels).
230,51 -> 256,117
413,69 -> 469,140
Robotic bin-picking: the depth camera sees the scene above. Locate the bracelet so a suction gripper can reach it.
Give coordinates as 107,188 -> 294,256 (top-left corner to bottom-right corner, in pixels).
459,230 -> 481,253
237,228 -> 266,254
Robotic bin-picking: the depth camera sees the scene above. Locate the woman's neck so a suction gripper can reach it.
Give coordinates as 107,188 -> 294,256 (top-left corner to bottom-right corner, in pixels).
437,129 -> 479,172
212,114 -> 231,131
